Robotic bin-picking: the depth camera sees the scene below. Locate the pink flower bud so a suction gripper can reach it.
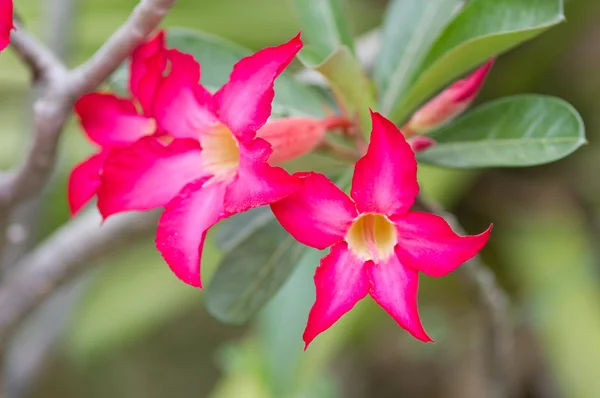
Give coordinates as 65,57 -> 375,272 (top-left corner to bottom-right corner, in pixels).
257,116 -> 350,164
403,59 -> 495,136
408,136 -> 436,153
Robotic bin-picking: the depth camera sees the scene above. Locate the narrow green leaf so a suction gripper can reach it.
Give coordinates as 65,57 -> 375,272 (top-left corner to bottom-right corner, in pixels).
110,27 -> 326,118
300,46 -> 374,139
376,0 -> 465,114
389,0 -> 564,123
206,208 -> 305,324
292,0 -> 355,62
417,95 -> 585,168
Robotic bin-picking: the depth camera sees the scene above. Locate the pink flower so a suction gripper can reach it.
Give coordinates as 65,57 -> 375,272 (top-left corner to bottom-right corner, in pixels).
0,0 -> 14,52
271,111 -> 491,348
97,34 -> 304,287
256,115 -> 351,164
403,59 -> 495,136
68,31 -> 167,215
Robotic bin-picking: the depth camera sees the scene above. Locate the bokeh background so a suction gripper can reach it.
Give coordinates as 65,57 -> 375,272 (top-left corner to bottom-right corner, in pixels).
1,0 -> 600,397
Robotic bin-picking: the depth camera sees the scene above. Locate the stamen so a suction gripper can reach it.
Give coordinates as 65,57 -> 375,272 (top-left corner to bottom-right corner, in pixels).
345,213 -> 397,262
200,123 -> 240,183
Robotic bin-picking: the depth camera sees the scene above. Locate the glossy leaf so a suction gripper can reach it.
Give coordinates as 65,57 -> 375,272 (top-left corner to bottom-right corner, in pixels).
206,208 -> 305,324
111,28 -> 326,118
300,46 -> 374,138
292,0 -> 355,62
376,0 -> 465,115
389,0 -> 564,123
417,95 -> 585,168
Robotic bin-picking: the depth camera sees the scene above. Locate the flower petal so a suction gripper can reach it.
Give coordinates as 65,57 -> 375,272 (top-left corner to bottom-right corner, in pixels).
393,211 -> 492,277
223,138 -> 301,214
130,30 -> 167,114
67,151 -> 107,216
154,49 -> 217,139
75,93 -> 155,147
367,255 -> 432,342
303,242 -> 369,348
271,172 -> 357,250
0,0 -> 13,52
214,33 -> 302,141
156,179 -> 227,288
97,137 -> 206,218
351,111 -> 419,216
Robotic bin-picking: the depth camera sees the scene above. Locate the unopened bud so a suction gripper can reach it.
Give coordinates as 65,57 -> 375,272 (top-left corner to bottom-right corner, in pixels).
257,116 -> 350,164
403,59 -> 495,136
407,136 -> 435,153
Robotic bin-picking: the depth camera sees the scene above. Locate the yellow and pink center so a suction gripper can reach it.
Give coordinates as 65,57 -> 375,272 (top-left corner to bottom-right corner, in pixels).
345,213 -> 397,262
200,123 -> 240,183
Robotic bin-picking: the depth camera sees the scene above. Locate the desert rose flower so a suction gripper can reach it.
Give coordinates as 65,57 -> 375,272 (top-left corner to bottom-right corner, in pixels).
97,34 -> 304,287
272,111 -> 492,347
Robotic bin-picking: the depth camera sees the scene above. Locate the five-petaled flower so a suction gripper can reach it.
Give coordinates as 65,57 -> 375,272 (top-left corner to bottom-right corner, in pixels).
68,31 -> 167,215
97,34 -> 304,288
402,59 -> 495,137
271,111 -> 492,348
0,0 -> 14,52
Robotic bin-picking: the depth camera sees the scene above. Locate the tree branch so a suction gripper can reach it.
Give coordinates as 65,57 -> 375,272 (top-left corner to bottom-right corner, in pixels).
0,0 -> 176,223
0,210 -> 159,348
6,22 -> 67,83
0,0 -> 176,359
415,195 -> 514,398
68,0 -> 176,96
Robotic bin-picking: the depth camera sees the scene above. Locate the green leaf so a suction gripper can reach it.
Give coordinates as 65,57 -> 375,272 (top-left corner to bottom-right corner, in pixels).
388,0 -> 565,123
110,27 -> 326,118
300,46 -> 374,138
205,208 -> 305,324
417,95 -> 585,168
292,0 -> 355,62
375,0 -> 465,116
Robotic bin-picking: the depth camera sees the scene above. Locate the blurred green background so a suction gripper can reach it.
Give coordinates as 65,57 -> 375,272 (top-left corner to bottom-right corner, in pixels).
2,0 -> 600,397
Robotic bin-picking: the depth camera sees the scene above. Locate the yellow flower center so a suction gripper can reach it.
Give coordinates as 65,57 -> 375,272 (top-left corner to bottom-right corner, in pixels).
345,213 -> 397,262
200,123 -> 240,183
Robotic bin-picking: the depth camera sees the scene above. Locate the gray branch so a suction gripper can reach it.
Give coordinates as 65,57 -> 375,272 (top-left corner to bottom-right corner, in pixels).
415,195 -> 514,398
0,210 -> 159,348
0,0 -> 176,359
0,0 -> 176,217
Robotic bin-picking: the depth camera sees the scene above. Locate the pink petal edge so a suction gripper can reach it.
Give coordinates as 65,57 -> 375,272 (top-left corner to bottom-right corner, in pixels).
0,0 -> 13,52
215,33 -> 303,142
351,111 -> 419,216
156,179 -> 227,288
223,138 -> 302,214
153,49 -> 218,139
303,242 -> 370,349
97,137 -> 206,219
130,30 -> 167,114
74,93 -> 155,147
393,211 -> 492,278
367,254 -> 432,342
271,172 -> 357,250
67,151 -> 107,216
